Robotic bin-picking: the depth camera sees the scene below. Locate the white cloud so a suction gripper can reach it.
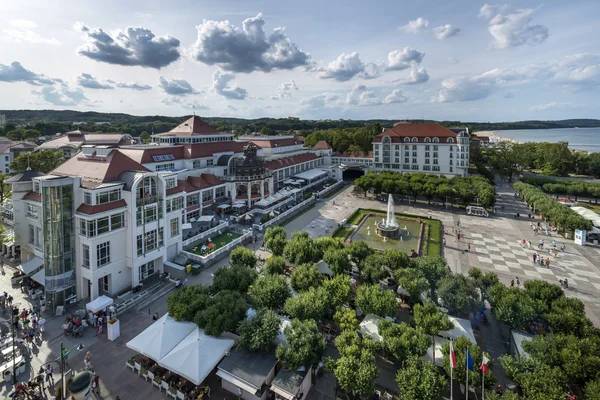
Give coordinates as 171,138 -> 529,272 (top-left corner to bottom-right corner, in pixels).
384,89 -> 408,104
158,77 -> 199,95
2,19 -> 60,45
318,52 -> 369,82
530,102 -> 575,111
0,61 -> 56,86
161,97 -> 209,110
345,84 -> 381,106
401,17 -> 429,34
296,93 -> 340,113
31,84 -> 89,106
478,4 -> 549,49
77,73 -> 113,89
190,13 -> 311,73
386,48 -> 425,71
393,66 -> 430,85
271,80 -> 298,100
434,76 -> 496,103
212,69 -> 248,100
433,24 -> 460,40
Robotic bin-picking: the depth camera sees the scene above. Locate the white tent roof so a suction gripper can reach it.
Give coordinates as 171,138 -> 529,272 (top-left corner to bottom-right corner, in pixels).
18,256 -> 43,275
276,317 -> 291,346
159,328 -> 234,385
422,336 -> 447,367
293,168 -> 327,181
86,295 -> 114,313
438,316 -> 477,344
359,314 -> 383,342
31,268 -> 45,286
572,206 -> 600,228
197,215 -> 215,222
126,314 -> 197,361
218,204 -> 231,209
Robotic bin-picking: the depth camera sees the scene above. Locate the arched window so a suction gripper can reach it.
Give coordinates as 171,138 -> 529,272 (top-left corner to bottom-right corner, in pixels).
424,137 -> 431,143
404,137 -> 410,143
447,137 -> 454,143
432,137 -> 439,143
382,136 -> 391,144
412,137 -> 418,143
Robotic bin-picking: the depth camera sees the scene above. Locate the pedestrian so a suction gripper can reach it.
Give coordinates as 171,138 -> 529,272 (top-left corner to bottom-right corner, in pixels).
457,233 -> 461,240
528,241 -> 532,249
510,279 -> 514,287
496,384 -> 503,395
152,312 -> 159,321
532,253 -> 537,263
546,258 -> 550,268
560,244 -> 566,252
85,351 -> 92,369
7,295 -> 12,306
36,371 -> 45,392
45,364 -> 54,386
92,372 -> 100,395
443,238 -> 446,247
516,277 -> 520,286
96,319 -> 103,336
467,243 -> 471,252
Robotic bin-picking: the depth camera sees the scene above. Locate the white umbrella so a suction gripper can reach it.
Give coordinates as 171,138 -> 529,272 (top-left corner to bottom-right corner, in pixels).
245,214 -> 252,220
269,210 -> 275,218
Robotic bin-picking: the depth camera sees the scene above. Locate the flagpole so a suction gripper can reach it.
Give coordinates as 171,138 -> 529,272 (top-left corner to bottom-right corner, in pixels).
482,367 -> 485,400
465,348 -> 469,400
450,340 -> 453,400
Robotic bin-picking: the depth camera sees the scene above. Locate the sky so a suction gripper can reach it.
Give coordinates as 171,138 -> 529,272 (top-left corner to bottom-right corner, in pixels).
0,0 -> 599,122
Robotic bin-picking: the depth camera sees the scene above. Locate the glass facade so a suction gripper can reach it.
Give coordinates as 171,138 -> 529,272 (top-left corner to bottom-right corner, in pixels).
42,182 -> 76,311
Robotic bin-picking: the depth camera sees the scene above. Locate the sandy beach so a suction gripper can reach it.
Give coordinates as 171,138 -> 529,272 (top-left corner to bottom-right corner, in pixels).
475,130 -> 521,144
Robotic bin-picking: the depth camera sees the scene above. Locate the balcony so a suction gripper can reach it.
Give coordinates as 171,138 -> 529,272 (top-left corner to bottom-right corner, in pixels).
137,194 -> 161,207
220,171 -> 272,182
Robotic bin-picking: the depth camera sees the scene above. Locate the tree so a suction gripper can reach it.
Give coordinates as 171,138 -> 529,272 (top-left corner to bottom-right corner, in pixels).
284,233 -> 317,265
11,149 -> 64,174
327,331 -> 379,398
237,309 -> 281,352
230,246 -> 257,269
0,173 -> 11,204
360,254 -> 388,284
394,267 -> 428,304
315,236 -> 344,259
250,274 -> 290,310
441,336 -> 495,391
356,284 -> 396,317
348,241 -> 373,268
264,255 -> 287,275
140,131 -> 151,143
194,290 -> 247,336
413,300 -> 453,361
544,296 -> 592,337
523,280 -> 563,305
500,355 -> 566,400
284,286 -> 330,321
437,274 -> 481,316
416,256 -> 449,301
585,377 -> 600,400
486,141 -> 526,182
212,264 -> 257,293
290,263 -> 322,292
334,307 -> 358,332
395,357 -> 447,400
323,248 -> 351,275
377,319 -> 429,363
492,289 -> 542,331
276,319 -> 326,370
468,268 -> 499,300
167,285 -> 211,321
260,126 -> 271,135
264,226 -> 287,256
323,274 -> 353,307
381,249 -> 413,271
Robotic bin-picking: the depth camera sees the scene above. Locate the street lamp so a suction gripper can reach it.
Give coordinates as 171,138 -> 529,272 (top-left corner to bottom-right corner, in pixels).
52,342 -> 84,399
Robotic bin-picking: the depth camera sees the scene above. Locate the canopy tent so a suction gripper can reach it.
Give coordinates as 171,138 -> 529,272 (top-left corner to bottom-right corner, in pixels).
18,256 -> 43,275
86,295 -> 114,313
159,328 -> 234,385
218,204 -> 231,209
359,314 -> 383,342
293,168 -> 327,182
126,313 -> 197,361
438,316 -> 476,344
422,336 -> 447,367
283,179 -> 296,185
31,268 -> 45,286
572,206 -> 600,228
197,215 -> 215,223
245,214 -> 252,221
233,201 -> 246,208
182,223 -> 193,230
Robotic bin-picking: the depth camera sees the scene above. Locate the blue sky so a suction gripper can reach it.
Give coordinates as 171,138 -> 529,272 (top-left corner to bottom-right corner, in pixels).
0,0 -> 598,121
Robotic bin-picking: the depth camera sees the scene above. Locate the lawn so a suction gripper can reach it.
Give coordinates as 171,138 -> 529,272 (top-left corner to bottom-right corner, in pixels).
187,231 -> 243,256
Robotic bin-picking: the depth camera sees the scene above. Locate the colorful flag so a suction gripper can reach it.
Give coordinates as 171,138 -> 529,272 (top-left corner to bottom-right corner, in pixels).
466,349 -> 474,371
449,341 -> 457,369
480,355 -> 490,374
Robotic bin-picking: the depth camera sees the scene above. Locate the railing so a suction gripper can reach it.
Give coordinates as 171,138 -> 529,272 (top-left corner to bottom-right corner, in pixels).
182,229 -> 252,264
315,180 -> 344,197
182,221 -> 229,247
136,195 -> 161,207
220,172 -> 272,182
256,196 -> 316,231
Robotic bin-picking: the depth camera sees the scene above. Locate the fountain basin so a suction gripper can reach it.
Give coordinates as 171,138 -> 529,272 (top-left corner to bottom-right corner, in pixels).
377,222 -> 400,238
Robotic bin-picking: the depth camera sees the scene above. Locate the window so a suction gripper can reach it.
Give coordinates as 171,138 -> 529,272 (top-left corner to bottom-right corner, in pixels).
29,224 -> 34,244
202,190 -> 213,202
207,159 -> 214,166
433,152 -> 438,158
450,153 -> 453,159
144,206 -> 157,223
392,164 -> 400,170
432,166 -> 441,171
97,242 -> 110,267
96,189 -> 121,204
84,192 -> 92,205
168,196 -> 184,212
215,187 -> 225,198
425,152 -> 430,158
412,137 -> 418,143
411,165 -> 419,170
402,164 -> 410,170
433,137 -> 439,143
97,216 -> 110,235
433,145 -> 439,151
82,245 -> 90,269
26,204 -> 38,219
450,159 -> 453,165
404,158 -> 410,164
139,260 -> 155,280
447,138 -> 454,143
450,167 -> 453,172
156,163 -> 175,172
412,152 -> 417,157
193,160 -> 202,169
111,213 -> 124,230
424,138 -> 431,143
170,217 -> 180,238
425,159 -> 430,164
423,165 -> 431,171
425,145 -> 430,151
100,276 -> 109,293
33,182 -> 39,193
152,154 -> 175,162
187,194 -> 200,206
433,159 -> 439,165
404,137 -> 410,143
159,227 -> 164,247
412,145 -> 417,150
404,151 -> 409,157
165,178 -> 177,189
412,158 -> 417,164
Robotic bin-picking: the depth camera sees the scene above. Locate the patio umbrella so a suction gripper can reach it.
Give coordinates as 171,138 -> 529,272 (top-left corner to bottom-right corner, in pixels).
245,214 -> 252,221
207,243 -> 215,249
269,210 -> 275,218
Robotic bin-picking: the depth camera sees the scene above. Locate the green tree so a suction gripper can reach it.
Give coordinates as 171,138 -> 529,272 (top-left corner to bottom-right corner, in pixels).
276,319 -> 326,369
315,236 -> 344,259
416,256 -> 449,301
381,249 -> 413,271
486,141 -> 526,182
413,300 -> 453,361
394,267 -> 428,304
499,355 -> 566,400
264,226 -> 287,256
260,126 -> 271,135
492,289 -> 542,331
585,377 -> 600,400
284,233 -> 317,265
0,173 -> 10,205
140,131 -> 151,143
334,307 -> 358,332
323,248 -> 351,275
194,290 -> 247,336
437,274 -> 481,316
167,285 -> 211,322
359,253 -> 389,284
250,274 -> 290,310
356,284 -> 396,317
290,263 -> 322,292
212,264 -> 257,293
395,357 -> 447,400
11,149 -> 64,174
237,309 -> 281,352
230,246 -> 257,269
544,296 -> 592,337
263,255 -> 287,275
323,274 -> 353,307
284,286 -> 329,321
348,241 -> 373,268
377,319 -> 429,363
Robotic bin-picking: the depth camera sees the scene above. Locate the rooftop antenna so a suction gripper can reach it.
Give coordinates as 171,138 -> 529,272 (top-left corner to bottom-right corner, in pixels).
193,105 -> 196,116
26,153 -> 31,171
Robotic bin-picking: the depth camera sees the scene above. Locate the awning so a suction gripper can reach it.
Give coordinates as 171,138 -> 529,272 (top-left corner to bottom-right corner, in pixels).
182,223 -> 192,230
18,257 -> 44,275
293,168 -> 327,181
86,295 -> 114,313
216,370 -> 259,394
197,215 -> 215,222
218,204 -> 231,209
359,314 -> 383,342
31,268 -> 45,286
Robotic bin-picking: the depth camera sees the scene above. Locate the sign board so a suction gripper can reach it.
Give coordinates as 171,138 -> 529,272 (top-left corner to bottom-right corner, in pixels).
574,229 -> 586,246
55,305 -> 64,316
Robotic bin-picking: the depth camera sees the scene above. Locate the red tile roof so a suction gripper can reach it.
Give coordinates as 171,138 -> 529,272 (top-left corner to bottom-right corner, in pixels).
313,140 -> 332,150
76,199 -> 127,215
51,150 -> 150,188
154,116 -> 226,136
166,186 -> 184,196
373,123 -> 457,143
264,153 -> 318,170
249,138 -> 303,149
180,174 -> 225,193
183,142 -> 248,158
23,191 -> 41,202
37,132 -> 132,150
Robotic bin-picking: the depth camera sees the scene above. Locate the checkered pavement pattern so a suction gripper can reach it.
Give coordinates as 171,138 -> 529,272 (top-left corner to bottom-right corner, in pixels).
470,232 -> 600,290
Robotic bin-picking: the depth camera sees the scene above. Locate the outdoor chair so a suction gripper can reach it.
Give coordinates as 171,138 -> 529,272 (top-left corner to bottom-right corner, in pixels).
167,388 -> 177,399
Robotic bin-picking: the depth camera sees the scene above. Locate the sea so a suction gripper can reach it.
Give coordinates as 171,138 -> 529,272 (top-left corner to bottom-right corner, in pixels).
494,127 -> 600,152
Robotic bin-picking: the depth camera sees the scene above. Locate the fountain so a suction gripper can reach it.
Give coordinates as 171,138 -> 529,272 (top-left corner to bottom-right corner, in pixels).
377,194 -> 400,238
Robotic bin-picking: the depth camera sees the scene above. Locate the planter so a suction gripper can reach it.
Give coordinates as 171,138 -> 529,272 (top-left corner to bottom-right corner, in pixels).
107,318 -> 120,341
4,370 -> 12,383
17,361 -> 26,375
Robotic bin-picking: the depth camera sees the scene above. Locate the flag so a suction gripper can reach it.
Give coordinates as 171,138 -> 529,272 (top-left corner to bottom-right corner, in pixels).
449,341 -> 457,369
466,349 -> 474,371
480,355 -> 490,374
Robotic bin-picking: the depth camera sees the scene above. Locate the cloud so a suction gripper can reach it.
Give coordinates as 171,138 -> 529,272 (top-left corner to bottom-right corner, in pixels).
400,17 -> 429,33
0,61 -> 56,86
212,69 -> 248,100
158,77 -> 199,95
384,89 -> 409,104
345,84 -> 381,106
3,19 -> 60,45
435,76 -> 496,103
161,97 -> 209,110
190,13 -> 311,73
433,24 -> 460,40
393,66 -> 430,85
386,48 -> 425,71
478,4 -> 549,49
115,82 -> 152,91
74,22 -> 181,68
530,102 -> 575,111
77,73 -> 113,89
317,52 -> 373,82
31,84 -> 89,106
271,80 -> 298,100
296,93 -> 339,111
